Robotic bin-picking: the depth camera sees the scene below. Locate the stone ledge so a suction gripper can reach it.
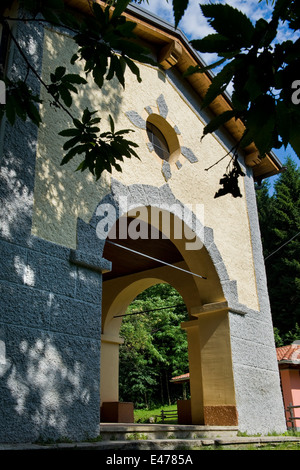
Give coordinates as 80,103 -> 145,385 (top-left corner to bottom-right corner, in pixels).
70,250 -> 112,273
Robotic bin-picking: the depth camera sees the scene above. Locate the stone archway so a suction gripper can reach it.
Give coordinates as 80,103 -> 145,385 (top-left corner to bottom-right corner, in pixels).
97,181 -> 238,426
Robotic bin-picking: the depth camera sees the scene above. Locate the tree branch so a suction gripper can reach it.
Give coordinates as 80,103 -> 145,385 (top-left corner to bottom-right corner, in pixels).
4,19 -> 75,121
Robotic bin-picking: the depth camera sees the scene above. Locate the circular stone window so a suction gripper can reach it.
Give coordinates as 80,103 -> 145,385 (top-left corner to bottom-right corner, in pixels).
146,122 -> 170,161
146,114 -> 181,164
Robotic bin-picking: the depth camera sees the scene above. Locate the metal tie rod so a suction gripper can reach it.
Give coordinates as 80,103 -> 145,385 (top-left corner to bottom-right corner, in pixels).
106,240 -> 207,280
113,303 -> 186,318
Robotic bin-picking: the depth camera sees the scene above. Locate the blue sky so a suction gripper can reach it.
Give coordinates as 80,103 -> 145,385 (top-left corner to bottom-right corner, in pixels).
137,0 -> 300,185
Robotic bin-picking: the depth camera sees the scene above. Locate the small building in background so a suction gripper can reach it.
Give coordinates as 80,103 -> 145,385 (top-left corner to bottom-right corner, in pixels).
277,343 -> 300,431
173,342 -> 300,430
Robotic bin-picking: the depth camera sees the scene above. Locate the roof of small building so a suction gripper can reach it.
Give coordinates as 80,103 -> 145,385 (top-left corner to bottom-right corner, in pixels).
276,343 -> 300,364
171,343 -> 300,382
170,373 -> 190,383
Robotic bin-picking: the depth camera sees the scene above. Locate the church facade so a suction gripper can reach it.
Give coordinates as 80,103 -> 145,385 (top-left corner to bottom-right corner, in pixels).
0,1 -> 287,442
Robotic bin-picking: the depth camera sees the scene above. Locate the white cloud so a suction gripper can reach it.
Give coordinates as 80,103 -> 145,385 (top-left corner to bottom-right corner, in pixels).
139,0 -> 278,40
138,0 -> 300,65
137,0 -> 173,23
137,0 -> 300,166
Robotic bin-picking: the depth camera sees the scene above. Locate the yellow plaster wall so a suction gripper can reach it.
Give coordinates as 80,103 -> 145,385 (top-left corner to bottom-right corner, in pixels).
32,28 -> 259,310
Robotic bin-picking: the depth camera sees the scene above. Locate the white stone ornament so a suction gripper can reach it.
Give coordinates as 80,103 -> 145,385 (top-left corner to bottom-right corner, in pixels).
125,94 -> 198,181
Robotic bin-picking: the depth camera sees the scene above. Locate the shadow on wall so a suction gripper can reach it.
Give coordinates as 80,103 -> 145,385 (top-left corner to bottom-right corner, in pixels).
0,144 -> 35,242
32,27 -> 124,247
0,331 -> 100,442
0,20 -> 126,443
0,226 -> 104,441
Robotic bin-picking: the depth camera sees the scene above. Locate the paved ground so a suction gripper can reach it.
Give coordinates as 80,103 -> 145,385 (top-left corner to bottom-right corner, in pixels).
1,435 -> 300,451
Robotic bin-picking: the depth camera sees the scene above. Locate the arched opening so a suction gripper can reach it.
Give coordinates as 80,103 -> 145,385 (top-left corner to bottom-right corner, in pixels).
118,283 -> 190,416
100,203 -> 238,426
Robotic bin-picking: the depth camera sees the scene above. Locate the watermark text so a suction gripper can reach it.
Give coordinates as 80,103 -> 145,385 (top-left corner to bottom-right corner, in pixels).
291,80 -> 300,105
0,80 -> 5,105
95,197 -> 205,250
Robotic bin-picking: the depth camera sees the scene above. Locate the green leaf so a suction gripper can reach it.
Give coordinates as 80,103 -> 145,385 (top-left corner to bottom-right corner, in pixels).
26,101 -> 42,125
203,110 -> 237,136
289,117 -> 300,157
172,0 -> 189,28
112,0 -> 131,18
183,57 -> 229,77
5,100 -> 16,126
239,129 -> 254,149
44,0 -> 64,9
191,34 -> 236,54
276,101 -> 291,149
11,93 -> 27,121
75,160 -> 88,172
107,55 -> 125,88
92,2 -> 106,23
252,18 -> 277,48
201,60 -> 235,109
271,0 -> 291,25
245,94 -> 276,156
116,21 -> 137,38
200,3 -> 255,48
93,65 -> 105,89
244,65 -> 264,101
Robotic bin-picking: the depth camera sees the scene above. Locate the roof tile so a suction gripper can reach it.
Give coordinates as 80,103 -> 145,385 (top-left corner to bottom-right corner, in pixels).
276,344 -> 300,362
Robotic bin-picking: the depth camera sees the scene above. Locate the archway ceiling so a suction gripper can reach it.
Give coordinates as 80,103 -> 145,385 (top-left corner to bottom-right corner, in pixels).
103,217 -> 183,281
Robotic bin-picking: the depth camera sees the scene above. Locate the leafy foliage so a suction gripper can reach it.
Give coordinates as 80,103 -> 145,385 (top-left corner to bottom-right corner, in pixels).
189,1 -> 300,161
48,66 -> 87,108
172,0 -> 189,28
0,77 -> 42,125
214,154 -> 245,198
274,323 -> 300,347
70,1 -> 156,89
0,0 -> 156,180
1,0 -> 300,195
256,157 -> 300,339
59,109 -> 139,179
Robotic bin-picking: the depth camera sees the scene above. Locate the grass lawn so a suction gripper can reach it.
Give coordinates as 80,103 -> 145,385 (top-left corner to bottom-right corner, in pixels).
133,406 -> 300,450
134,404 -> 178,424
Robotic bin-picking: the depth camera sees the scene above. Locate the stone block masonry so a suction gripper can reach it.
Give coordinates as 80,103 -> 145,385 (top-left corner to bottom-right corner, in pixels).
0,235 -> 104,443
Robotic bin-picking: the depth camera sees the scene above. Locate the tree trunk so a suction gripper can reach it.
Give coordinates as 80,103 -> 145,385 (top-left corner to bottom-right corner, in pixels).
165,371 -> 171,406
159,373 -> 164,405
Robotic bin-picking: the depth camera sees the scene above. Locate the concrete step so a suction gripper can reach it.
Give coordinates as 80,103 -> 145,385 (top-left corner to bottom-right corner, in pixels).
1,435 -> 299,451
99,423 -> 239,441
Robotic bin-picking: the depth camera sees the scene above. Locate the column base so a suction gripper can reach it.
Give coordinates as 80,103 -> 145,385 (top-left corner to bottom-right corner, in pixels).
177,400 -> 192,424
101,402 -> 134,423
204,405 -> 238,426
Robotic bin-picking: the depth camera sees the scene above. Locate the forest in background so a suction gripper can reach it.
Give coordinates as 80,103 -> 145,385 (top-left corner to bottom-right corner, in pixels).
119,283 -> 189,409
256,156 -> 300,345
119,156 -> 300,409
